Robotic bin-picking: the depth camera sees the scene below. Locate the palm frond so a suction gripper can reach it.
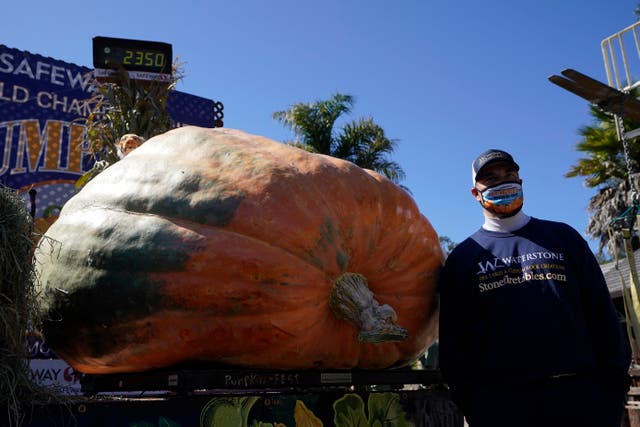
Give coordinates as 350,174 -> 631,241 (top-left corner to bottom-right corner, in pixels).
274,93 -> 406,186
568,87 -> 640,253
273,93 -> 354,154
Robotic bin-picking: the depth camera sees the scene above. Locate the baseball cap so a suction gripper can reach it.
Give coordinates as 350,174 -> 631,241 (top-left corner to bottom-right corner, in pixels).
471,149 -> 519,183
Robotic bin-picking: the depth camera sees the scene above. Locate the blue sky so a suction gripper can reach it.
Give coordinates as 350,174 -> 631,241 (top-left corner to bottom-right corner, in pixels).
3,0 -> 639,252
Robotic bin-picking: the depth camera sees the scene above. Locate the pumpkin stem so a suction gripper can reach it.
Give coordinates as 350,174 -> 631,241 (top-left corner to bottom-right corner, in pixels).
329,272 -> 408,343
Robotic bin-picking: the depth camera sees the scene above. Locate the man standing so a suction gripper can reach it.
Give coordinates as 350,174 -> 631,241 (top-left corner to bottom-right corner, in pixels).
438,149 -> 631,426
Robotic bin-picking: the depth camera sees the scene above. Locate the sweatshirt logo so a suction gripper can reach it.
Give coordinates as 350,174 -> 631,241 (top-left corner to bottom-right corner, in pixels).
476,251 -> 567,293
476,251 -> 564,275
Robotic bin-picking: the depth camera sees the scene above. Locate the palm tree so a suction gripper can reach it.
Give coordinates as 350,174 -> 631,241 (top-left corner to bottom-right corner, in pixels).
273,93 -> 406,185
566,91 -> 640,255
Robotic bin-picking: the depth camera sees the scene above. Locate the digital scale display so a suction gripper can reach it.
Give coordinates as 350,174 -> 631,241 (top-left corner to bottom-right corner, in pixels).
93,36 -> 172,80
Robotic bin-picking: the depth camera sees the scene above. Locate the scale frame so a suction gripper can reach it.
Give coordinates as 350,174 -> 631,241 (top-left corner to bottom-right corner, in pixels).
93,36 -> 173,82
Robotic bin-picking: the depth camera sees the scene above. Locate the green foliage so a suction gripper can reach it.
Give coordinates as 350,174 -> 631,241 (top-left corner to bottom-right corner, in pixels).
566,89 -> 640,254
439,236 -> 457,257
274,93 -> 353,155
565,102 -> 639,188
78,63 -> 182,188
338,117 -> 405,184
273,93 -> 406,186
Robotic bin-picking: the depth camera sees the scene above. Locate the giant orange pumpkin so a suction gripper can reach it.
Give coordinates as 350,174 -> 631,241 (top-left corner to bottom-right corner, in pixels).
34,126 -> 443,374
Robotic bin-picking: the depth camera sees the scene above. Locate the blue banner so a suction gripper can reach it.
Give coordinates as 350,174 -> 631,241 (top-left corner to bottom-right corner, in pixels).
0,44 -> 220,219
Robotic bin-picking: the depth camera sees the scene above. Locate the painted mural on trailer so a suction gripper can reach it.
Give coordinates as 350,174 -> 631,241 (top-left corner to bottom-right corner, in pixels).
26,390 -> 463,427
0,43 -> 220,221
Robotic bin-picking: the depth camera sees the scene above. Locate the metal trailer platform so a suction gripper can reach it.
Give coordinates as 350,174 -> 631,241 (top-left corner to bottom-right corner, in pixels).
80,366 -> 445,395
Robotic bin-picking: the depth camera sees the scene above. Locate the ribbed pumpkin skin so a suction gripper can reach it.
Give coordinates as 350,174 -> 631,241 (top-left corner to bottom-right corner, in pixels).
35,126 -> 443,374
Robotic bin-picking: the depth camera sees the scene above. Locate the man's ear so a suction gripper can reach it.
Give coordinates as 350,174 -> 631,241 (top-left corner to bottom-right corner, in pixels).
471,187 -> 481,201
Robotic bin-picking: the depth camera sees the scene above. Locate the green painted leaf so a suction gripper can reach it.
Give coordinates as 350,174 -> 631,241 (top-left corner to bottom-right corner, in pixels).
200,396 -> 260,427
333,394 -> 368,427
368,393 -> 413,427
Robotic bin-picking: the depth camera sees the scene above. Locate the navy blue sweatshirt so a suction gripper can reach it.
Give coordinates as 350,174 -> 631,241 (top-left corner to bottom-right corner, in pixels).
439,217 -> 631,407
